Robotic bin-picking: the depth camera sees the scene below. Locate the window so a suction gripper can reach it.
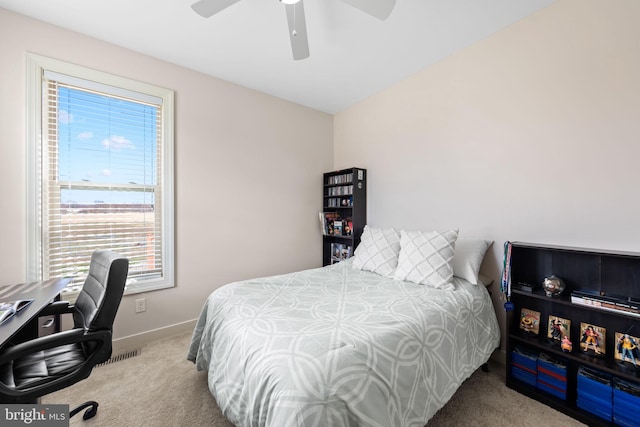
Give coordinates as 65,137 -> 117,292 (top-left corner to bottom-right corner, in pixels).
26,54 -> 174,295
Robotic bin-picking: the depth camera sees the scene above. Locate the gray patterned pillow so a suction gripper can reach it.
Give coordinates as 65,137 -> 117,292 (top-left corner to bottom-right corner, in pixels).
393,229 -> 459,289
352,226 -> 401,277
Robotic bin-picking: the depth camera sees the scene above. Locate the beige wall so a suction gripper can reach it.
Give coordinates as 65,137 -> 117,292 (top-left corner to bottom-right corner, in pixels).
0,9 -> 333,342
3,0 -> 639,353
334,0 -> 640,351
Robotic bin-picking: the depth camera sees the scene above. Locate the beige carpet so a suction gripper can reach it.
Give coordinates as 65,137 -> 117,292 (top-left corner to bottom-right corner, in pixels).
43,332 -> 585,426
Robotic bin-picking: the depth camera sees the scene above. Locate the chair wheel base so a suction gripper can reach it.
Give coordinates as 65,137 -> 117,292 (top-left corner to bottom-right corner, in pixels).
70,401 -> 99,420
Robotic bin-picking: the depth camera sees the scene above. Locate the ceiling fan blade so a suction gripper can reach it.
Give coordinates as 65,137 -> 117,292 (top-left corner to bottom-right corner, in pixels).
191,0 -> 241,18
285,1 -> 310,60
340,0 -> 396,20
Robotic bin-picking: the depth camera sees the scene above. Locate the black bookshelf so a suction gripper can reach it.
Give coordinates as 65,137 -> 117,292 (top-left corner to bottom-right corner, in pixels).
506,242 -> 640,426
322,168 -> 366,267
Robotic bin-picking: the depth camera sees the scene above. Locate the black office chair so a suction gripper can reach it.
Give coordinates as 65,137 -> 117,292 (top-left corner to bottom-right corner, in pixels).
0,250 -> 129,420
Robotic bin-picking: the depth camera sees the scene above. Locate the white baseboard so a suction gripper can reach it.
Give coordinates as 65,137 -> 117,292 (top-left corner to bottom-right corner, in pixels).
111,319 -> 197,355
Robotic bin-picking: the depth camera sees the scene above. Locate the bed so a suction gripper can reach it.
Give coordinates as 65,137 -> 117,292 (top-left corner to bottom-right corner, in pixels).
188,229 -> 500,426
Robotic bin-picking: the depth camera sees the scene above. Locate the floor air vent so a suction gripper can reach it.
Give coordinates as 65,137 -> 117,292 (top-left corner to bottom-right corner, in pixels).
97,348 -> 141,367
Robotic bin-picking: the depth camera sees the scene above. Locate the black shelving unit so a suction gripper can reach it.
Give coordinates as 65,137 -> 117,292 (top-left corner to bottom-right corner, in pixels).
506,242 -> 640,426
322,168 -> 366,267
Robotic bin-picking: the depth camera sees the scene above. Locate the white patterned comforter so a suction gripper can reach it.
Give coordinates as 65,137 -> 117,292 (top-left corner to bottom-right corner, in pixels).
187,260 -> 500,427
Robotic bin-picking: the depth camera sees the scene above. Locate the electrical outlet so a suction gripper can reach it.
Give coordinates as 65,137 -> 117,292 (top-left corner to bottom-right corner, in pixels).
135,298 -> 146,313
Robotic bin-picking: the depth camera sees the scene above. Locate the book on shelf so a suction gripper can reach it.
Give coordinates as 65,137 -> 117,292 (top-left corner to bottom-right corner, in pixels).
0,298 -> 34,324
571,290 -> 640,318
327,172 -> 353,186
318,212 -> 325,234
326,196 -> 354,208
326,185 -> 353,197
320,212 -> 341,236
319,214 -> 352,237
330,243 -> 353,264
333,220 -> 343,236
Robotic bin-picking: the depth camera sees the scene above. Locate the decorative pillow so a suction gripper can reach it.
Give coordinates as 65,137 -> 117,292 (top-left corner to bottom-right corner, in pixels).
393,229 -> 459,289
452,238 -> 493,285
352,226 -> 401,277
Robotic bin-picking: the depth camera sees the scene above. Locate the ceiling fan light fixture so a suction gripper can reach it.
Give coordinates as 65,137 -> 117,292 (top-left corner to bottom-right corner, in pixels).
192,0 -> 396,60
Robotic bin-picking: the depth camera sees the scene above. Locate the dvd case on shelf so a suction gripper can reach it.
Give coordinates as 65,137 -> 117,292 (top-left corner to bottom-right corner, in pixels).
330,243 -> 353,264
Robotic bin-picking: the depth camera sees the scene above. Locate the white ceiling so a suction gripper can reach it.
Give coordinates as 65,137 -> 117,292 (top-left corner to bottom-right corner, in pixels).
0,0 -> 555,114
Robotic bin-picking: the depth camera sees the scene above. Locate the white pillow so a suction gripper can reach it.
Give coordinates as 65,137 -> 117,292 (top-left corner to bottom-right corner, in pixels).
352,226 -> 401,277
452,238 -> 493,285
394,229 -> 459,289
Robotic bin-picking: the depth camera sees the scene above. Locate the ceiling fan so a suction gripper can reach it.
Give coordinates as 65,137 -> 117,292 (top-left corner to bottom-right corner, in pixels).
191,0 -> 397,60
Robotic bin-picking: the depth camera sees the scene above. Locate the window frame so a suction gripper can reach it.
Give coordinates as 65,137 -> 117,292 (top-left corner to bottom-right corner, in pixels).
26,53 -> 175,295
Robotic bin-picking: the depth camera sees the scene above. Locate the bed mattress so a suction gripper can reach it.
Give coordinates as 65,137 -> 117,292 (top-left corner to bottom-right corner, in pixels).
188,260 -> 500,426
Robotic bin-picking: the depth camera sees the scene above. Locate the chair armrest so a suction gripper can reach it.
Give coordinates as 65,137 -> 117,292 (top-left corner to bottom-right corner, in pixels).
37,300 -> 73,317
0,329 -> 113,402
37,301 -> 87,328
0,329 -> 111,366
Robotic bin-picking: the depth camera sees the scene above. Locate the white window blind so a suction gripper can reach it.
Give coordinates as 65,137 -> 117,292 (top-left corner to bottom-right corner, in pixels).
27,54 -> 174,294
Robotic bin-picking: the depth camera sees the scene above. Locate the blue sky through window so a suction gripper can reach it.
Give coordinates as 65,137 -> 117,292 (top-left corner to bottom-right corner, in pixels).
57,86 -> 158,205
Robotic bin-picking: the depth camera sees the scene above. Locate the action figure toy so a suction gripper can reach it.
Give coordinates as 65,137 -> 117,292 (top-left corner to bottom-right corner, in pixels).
581,325 -> 602,354
617,333 -> 639,367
